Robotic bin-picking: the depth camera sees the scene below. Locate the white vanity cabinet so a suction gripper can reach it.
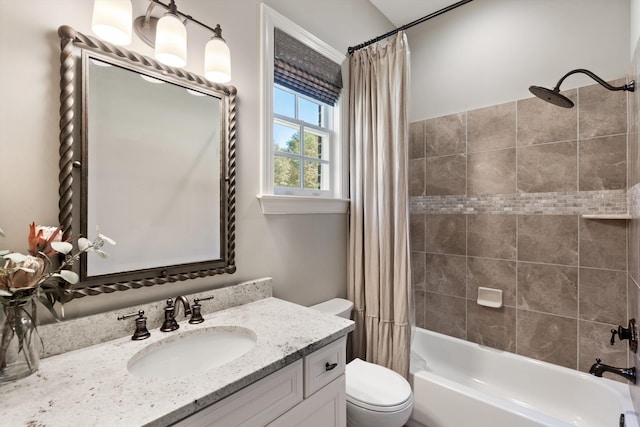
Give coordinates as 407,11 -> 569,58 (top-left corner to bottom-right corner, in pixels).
175,336 -> 347,427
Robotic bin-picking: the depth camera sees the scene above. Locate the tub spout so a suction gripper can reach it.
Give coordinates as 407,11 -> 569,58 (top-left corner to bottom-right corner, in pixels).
589,358 -> 636,384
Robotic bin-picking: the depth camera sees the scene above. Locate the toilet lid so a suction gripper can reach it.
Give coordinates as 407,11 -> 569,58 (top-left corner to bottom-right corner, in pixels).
346,358 -> 413,412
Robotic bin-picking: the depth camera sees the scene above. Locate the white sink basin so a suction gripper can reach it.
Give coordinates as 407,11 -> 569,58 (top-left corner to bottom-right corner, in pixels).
127,326 -> 257,379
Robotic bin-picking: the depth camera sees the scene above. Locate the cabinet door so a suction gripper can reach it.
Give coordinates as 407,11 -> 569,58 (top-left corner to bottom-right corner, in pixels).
268,375 -> 346,427
174,359 -> 303,427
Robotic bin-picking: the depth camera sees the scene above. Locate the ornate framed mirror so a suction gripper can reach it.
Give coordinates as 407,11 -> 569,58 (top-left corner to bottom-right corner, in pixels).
57,26 -> 237,299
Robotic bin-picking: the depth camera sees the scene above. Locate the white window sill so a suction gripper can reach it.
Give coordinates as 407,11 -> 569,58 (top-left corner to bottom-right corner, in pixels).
256,194 -> 350,214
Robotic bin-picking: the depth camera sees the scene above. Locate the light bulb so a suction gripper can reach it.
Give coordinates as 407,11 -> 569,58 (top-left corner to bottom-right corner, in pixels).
92,0 -> 132,46
204,36 -> 231,83
155,12 -> 187,68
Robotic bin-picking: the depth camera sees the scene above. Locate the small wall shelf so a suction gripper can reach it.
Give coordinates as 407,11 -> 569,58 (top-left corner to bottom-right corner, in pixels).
581,214 -> 632,220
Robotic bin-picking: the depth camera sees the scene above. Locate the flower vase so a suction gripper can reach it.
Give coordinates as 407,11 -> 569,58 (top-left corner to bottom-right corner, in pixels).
0,300 -> 41,383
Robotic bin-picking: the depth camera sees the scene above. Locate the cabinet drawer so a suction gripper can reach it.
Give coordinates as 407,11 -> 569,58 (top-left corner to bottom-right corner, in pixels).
174,359 -> 303,427
304,336 -> 346,398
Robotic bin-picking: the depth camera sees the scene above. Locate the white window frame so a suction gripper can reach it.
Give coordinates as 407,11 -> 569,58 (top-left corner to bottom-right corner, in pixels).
258,3 -> 349,214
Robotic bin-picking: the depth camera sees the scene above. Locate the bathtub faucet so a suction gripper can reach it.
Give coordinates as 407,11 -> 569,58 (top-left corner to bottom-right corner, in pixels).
589,358 -> 636,384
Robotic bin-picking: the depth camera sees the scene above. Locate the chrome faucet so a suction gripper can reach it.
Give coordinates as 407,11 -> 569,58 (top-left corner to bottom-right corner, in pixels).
589,358 -> 636,384
160,296 -> 192,332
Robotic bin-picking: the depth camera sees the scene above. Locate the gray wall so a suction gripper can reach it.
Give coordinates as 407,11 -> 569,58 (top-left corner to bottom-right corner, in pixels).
0,0 -> 393,318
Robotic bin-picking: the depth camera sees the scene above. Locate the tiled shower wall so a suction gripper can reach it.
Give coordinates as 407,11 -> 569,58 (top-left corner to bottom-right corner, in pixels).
409,79 -> 632,377
628,39 -> 640,413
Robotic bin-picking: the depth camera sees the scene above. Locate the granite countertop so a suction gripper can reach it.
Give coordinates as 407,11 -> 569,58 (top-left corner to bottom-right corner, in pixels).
0,297 -> 354,426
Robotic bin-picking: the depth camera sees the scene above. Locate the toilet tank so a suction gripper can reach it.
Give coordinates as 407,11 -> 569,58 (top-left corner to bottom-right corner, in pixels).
309,298 -> 353,319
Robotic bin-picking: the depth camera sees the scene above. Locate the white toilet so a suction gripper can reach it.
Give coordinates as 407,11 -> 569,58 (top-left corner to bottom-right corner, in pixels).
310,298 -> 414,427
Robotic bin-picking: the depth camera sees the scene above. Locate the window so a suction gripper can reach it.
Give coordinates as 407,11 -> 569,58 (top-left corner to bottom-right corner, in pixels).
259,4 -> 349,214
273,85 -> 331,195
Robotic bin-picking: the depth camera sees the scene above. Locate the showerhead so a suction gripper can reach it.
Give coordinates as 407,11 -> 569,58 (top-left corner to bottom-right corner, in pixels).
529,68 -> 636,109
528,85 -> 574,108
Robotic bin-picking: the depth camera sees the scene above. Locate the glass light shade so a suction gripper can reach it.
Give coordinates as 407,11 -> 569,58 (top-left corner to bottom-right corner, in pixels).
204,37 -> 231,83
155,13 -> 187,68
92,0 -> 132,45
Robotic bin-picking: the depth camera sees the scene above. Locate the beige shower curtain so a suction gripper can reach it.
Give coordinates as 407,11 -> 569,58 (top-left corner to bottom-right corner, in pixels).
348,32 -> 412,378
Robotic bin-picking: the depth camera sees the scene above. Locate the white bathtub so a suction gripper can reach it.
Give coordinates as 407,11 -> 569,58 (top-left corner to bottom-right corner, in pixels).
407,327 -> 638,427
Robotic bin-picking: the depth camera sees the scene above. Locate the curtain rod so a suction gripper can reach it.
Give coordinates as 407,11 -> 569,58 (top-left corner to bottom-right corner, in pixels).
347,0 -> 474,54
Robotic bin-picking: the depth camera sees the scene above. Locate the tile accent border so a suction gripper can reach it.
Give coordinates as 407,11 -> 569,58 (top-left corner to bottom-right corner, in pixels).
631,184 -> 640,217
410,189 -> 627,215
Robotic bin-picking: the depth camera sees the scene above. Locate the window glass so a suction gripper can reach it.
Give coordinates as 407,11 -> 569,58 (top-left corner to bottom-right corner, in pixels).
303,131 -> 326,161
274,155 -> 301,188
273,121 -> 300,154
303,160 -> 327,190
298,97 -> 323,126
273,87 -> 295,118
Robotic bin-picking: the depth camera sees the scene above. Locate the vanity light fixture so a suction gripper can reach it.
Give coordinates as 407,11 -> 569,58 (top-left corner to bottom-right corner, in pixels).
91,0 -> 232,83
92,0 -> 133,46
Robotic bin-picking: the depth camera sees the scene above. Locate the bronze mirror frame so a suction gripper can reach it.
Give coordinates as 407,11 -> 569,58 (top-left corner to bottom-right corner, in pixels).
57,25 -> 237,300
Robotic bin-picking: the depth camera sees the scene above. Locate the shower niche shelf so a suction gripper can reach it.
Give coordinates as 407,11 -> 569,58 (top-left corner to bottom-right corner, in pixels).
581,214 -> 632,220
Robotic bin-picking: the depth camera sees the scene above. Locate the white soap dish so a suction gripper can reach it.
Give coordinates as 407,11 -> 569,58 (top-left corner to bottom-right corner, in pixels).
477,287 -> 503,308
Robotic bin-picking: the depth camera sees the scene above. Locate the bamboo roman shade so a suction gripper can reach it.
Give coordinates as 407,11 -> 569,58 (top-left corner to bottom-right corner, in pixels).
274,28 -> 343,106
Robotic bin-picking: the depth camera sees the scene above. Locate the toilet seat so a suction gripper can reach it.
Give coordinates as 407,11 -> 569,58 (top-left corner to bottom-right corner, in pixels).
346,358 -> 413,413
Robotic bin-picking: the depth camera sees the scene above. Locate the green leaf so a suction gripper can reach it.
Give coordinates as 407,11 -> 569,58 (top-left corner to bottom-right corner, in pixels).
37,295 -> 61,321
54,270 -> 79,284
51,241 -> 73,254
0,250 -> 9,256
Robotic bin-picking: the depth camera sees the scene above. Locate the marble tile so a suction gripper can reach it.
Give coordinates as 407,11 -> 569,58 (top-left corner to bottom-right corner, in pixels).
410,120 -> 426,159
425,113 -> 466,157
414,289 -> 426,329
516,309 -> 577,369
467,102 -> 516,152
517,141 -> 577,193
467,148 -> 516,195
578,79 -> 627,139
578,320 -> 628,383
409,158 -> 426,197
517,262 -> 578,317
466,301 -> 516,352
426,154 -> 467,196
517,215 -> 579,266
410,213 -> 426,252
425,214 -> 466,255
630,122 -> 639,187
425,253 -> 466,297
579,268 -> 627,325
411,251 -> 425,290
424,292 -> 466,339
579,217 -> 627,271
631,214 -> 640,285
579,135 -> 627,191
467,214 -> 516,260
467,257 -> 516,307
517,89 -> 577,146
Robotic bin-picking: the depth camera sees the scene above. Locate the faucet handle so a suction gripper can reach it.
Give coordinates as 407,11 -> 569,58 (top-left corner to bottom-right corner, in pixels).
189,296 -> 215,324
118,310 -> 151,340
611,319 -> 638,353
